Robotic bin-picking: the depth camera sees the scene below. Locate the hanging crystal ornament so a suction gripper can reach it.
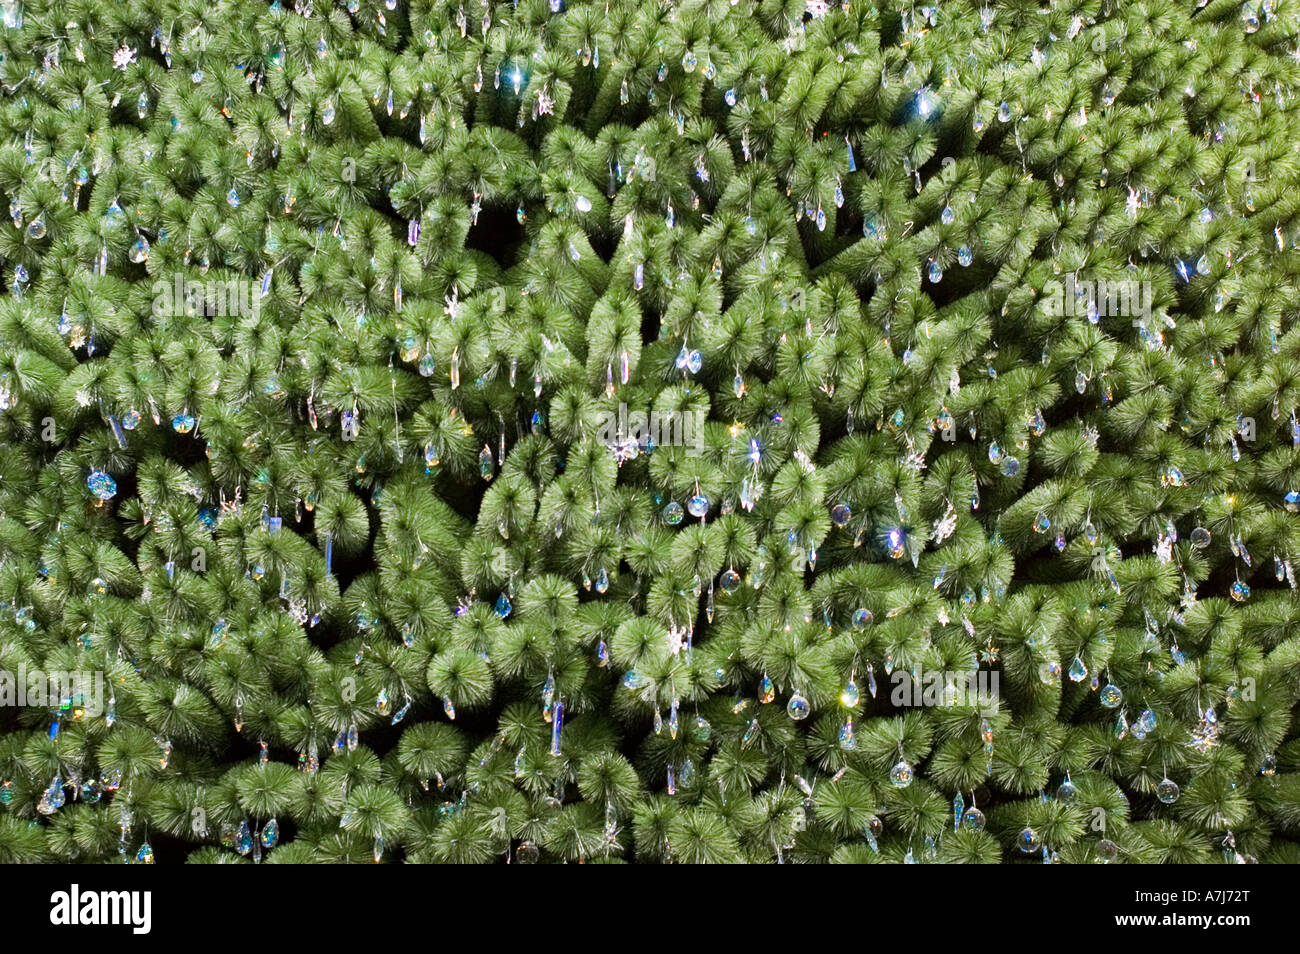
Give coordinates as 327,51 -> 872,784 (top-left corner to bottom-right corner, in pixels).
786,690 -> 810,720
890,755 -> 914,788
1017,827 -> 1041,853
838,716 -> 856,750
550,700 -> 564,756
1190,706 -> 1220,752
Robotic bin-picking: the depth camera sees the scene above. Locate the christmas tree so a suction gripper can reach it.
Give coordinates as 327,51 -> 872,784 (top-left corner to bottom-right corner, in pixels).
0,0 -> 1298,865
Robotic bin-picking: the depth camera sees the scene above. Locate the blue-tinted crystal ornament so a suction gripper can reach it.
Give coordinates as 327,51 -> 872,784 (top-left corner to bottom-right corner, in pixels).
494,593 -> 512,618
262,819 -> 279,848
550,700 -> 564,756
87,470 -> 117,500
864,816 -> 880,851
172,411 -> 195,433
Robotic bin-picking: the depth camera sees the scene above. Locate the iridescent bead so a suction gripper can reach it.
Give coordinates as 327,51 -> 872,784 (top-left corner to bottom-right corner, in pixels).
889,759 -> 914,788
786,692 -> 810,721
1017,827 -> 1041,853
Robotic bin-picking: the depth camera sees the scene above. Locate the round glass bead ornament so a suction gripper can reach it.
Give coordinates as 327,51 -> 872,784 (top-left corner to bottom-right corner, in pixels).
1000,455 -> 1020,477
852,607 -> 873,629
172,411 -> 196,434
1190,527 -> 1211,548
121,409 -> 141,430
87,470 -> 117,500
889,759 -> 914,788
1099,684 -> 1123,708
1155,778 -> 1180,804
686,494 -> 710,518
962,807 -> 986,831
516,842 -> 540,863
1038,660 -> 1062,686
786,692 -> 810,721
1260,755 -> 1278,776
718,569 -> 741,593
1017,827 -> 1041,854
830,503 -> 852,526
662,501 -> 684,525
1096,839 -> 1119,863
1230,580 -> 1250,602
1056,779 -> 1078,804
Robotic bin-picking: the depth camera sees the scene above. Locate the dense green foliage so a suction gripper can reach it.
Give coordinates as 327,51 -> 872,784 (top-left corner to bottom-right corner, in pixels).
1,0 -> 1299,864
